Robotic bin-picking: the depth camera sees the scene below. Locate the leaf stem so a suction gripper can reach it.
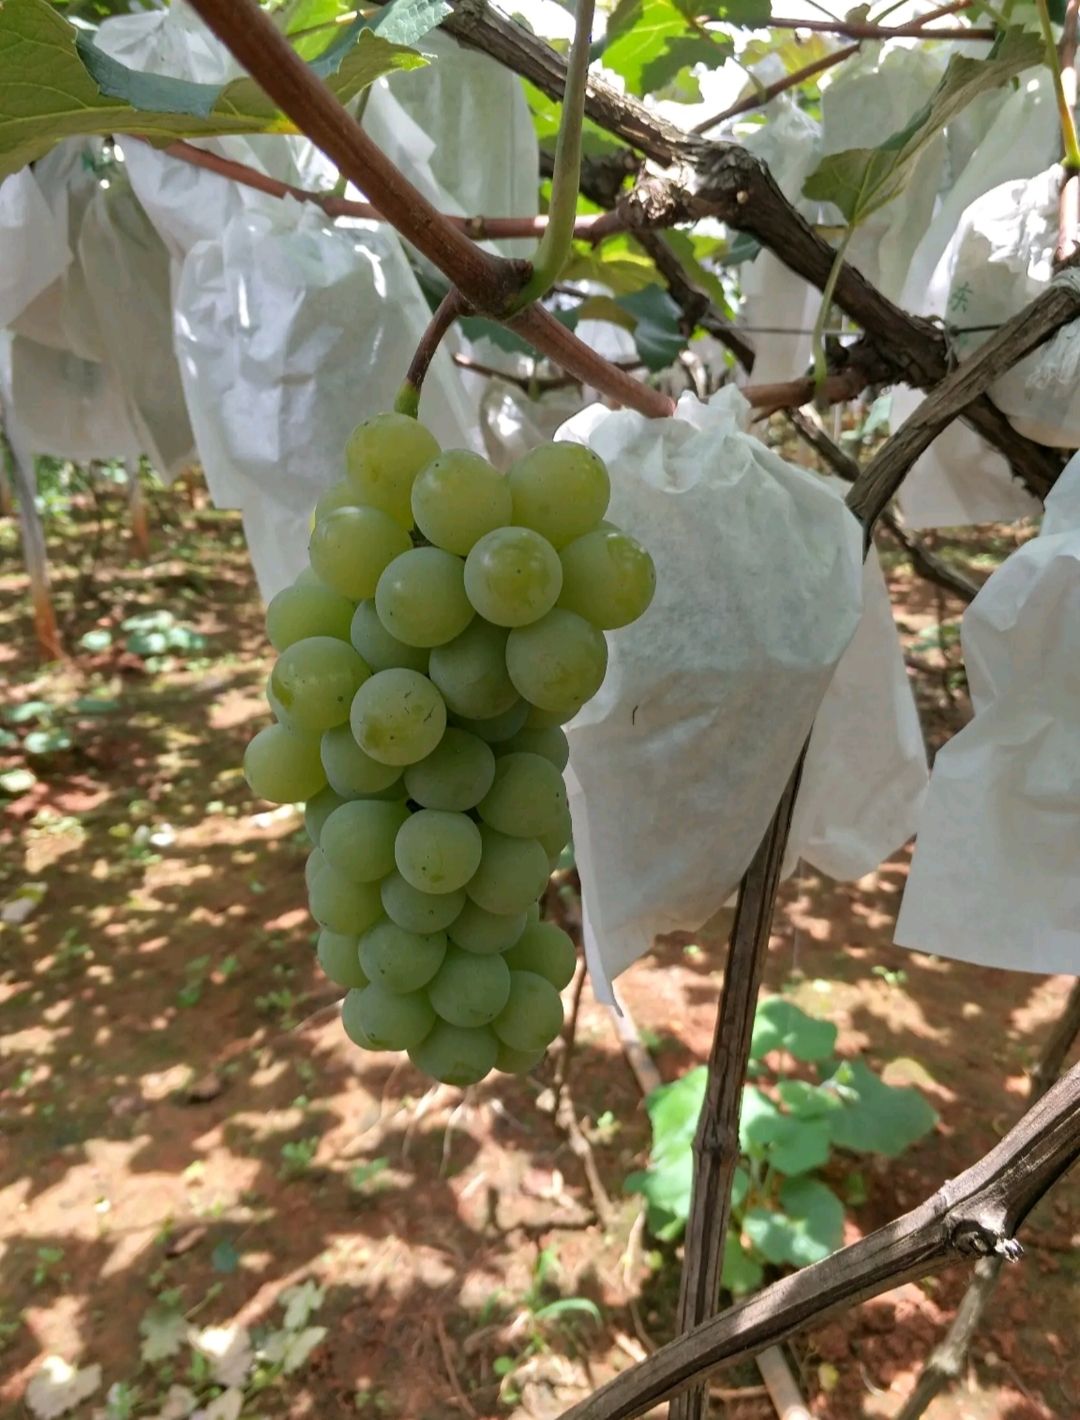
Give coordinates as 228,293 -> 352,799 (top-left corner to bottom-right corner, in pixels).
514,0 -> 596,307
1036,0 -> 1080,172
811,230 -> 853,387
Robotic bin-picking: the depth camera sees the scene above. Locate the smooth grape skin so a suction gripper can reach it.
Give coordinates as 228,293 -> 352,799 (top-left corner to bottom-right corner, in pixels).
320,799 -> 410,883
309,505 -> 411,601
381,872 -> 466,934
463,527 -> 563,628
492,970 -> 565,1052
266,579 -> 354,651
313,479 -> 358,525
452,699 -> 529,744
350,668 -> 447,766
477,751 -> 568,839
467,826 -> 550,915
305,846 -> 327,892
342,982 -> 435,1051
503,921 -> 577,990
525,900 -> 541,925
448,899 -> 527,956
497,725 -> 570,771
317,929 -> 369,989
345,412 -> 440,529
374,547 -> 474,649
558,526 -> 656,629
507,443 -> 610,549
408,1021 -> 497,1086
524,703 -> 572,730
428,620 -> 517,720
494,1041 -> 546,1075
305,785 -> 347,845
320,723 -> 403,797
538,807 -> 573,863
395,809 -> 483,895
359,919 -> 447,994
506,609 -> 608,717
411,449 -> 513,554
308,862 -> 383,936
244,723 -> 327,803
350,600 -> 429,674
427,946 -> 512,1027
403,728 -> 495,812
270,636 -> 370,733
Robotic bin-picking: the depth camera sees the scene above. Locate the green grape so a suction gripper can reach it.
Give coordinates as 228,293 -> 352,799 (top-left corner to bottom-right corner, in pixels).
350,668 -> 447,766
524,703 -> 572,730
305,846 -> 326,892
266,579 -> 354,652
308,862 -> 383,935
294,567 -> 324,588
359,918 -> 446,994
497,725 -> 570,772
525,901 -> 541,925
345,412 -> 440,529
305,785 -> 347,844
350,599 -> 428,673
375,547 -> 473,649
477,752 -> 567,839
427,947 -> 511,1028
321,799 -> 411,883
317,929 -> 369,989
506,609 -> 607,717
453,699 -> 529,744
494,1041 -> 545,1075
538,806 -> 572,863
408,1021 -> 497,1085
558,526 -> 656,630
381,872 -> 466,934
320,723 -> 403,797
463,527 -> 562,628
309,505 -> 411,601
270,636 -> 370,733
448,899 -> 526,956
244,722 -> 327,803
467,826 -> 550,915
507,443 -> 610,549
503,921 -> 576,990
411,449 -> 512,554
342,982 -> 435,1051
492,970 -> 564,1052
313,478 -> 358,525
395,809 -> 482,895
428,619 -> 517,720
403,728 -> 495,811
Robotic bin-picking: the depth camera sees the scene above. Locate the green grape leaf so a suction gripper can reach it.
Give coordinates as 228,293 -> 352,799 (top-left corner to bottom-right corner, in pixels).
802,28 -> 1042,226
738,1083 -> 779,1154
616,284 -> 686,371
750,998 -> 838,1063
777,1079 -> 844,1120
681,0 -> 772,22
822,1058 -> 938,1157
310,0 -> 448,75
643,1064 -> 707,1160
660,230 -> 733,315
23,728 -> 74,756
639,33 -> 734,95
739,1087 -> 831,1175
0,0 -> 424,180
721,1231 -> 764,1295
742,1206 -> 795,1265
743,1177 -> 844,1268
603,0 -> 687,95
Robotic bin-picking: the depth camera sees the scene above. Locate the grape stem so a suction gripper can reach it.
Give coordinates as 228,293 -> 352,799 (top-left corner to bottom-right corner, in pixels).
513,0 -> 597,307
1037,0 -> 1080,174
183,0 -> 674,418
396,289 -> 468,417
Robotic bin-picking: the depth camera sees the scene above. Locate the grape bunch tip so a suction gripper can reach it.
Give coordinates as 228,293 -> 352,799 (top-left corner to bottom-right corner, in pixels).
244,410 -> 655,1087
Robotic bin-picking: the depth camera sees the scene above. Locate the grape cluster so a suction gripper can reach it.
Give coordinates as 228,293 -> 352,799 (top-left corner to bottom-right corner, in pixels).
243,413 -> 655,1086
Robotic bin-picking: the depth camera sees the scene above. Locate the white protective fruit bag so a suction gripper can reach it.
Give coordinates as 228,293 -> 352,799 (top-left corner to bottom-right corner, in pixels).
894,452 -> 1080,975
7,335 -> 141,464
173,201 -> 477,599
784,545 -> 928,880
557,389 -> 865,999
0,166 -> 70,329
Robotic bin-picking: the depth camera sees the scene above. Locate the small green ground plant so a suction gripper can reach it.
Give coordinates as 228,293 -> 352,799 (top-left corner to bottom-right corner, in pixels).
626,997 -> 938,1294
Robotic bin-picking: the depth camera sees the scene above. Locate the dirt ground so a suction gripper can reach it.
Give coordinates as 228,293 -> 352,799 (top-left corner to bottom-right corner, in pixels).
1,485 -> 1077,1420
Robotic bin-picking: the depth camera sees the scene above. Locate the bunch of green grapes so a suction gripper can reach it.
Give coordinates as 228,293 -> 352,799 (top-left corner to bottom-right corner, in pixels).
243,413 -> 655,1087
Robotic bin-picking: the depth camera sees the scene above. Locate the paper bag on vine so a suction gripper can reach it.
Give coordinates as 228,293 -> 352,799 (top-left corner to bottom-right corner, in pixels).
0,167 -> 70,330
895,452 -> 1080,975
557,390 -> 865,1000
173,201 -> 477,600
